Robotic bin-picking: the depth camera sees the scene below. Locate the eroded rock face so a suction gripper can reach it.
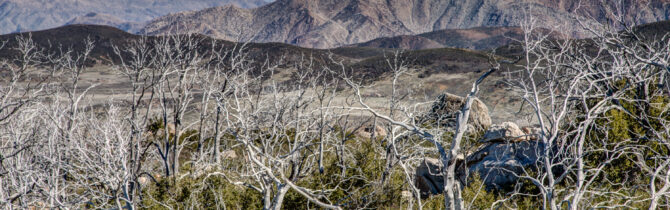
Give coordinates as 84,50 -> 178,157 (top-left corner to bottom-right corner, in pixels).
424,92 -> 492,132
414,93 -> 550,196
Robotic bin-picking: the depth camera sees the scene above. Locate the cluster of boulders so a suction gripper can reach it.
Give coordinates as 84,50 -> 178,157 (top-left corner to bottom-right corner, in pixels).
415,92 -> 546,197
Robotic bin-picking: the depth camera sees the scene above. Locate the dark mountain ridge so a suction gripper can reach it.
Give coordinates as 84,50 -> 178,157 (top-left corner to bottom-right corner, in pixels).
3,21 -> 670,83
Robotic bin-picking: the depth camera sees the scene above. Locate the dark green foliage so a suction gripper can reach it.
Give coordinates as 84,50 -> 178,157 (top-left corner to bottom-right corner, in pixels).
583,79 -> 670,188
461,173 -> 499,209
141,175 -> 263,209
146,117 -> 165,134
138,137 -> 412,209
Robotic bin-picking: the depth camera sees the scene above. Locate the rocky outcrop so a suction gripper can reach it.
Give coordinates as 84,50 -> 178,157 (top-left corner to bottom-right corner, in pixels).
521,126 -> 543,141
414,120 -> 548,196
423,92 -> 492,132
141,0 -> 670,48
415,155 -> 469,198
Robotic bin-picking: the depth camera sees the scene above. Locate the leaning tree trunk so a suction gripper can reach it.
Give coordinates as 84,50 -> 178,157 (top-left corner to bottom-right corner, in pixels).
444,67 -> 497,210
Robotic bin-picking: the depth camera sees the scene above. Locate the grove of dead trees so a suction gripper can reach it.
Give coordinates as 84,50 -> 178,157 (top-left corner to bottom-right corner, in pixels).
1,9 -> 669,209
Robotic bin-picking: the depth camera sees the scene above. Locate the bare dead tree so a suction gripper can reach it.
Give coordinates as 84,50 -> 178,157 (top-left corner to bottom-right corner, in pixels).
0,37 -> 50,205
111,35 -> 163,208
150,34 -> 205,178
0,35 -> 49,124
218,54 -> 345,209
204,41 -> 251,166
498,5 -> 670,209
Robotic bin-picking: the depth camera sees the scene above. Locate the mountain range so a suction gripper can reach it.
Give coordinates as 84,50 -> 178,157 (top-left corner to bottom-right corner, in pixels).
0,0 -> 270,34
1,0 -> 669,50
140,0 -> 670,48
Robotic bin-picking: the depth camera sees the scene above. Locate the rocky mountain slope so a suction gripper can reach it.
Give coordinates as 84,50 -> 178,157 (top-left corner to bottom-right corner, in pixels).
66,13 -> 145,33
141,0 -> 670,49
0,0 -> 269,35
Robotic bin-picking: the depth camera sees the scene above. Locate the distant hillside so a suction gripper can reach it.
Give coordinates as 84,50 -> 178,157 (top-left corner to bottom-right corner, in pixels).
141,0 -> 670,49
0,0 -> 269,35
351,27 -> 527,50
632,20 -> 670,38
0,25 -> 140,64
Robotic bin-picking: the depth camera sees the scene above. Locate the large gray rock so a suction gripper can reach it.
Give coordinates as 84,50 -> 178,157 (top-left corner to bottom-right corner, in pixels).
414,140 -> 546,196
424,92 -> 492,132
415,155 -> 466,198
415,158 -> 444,198
466,140 -> 546,190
